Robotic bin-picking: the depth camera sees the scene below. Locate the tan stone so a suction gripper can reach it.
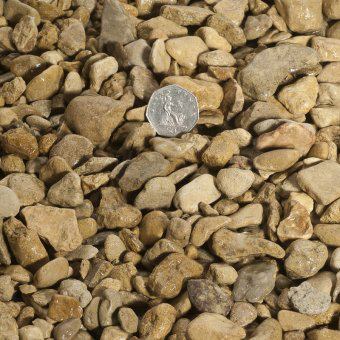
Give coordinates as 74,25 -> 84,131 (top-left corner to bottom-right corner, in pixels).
48,294 -> 82,321
311,37 -> 340,62
254,149 -> 300,172
58,18 -> 85,56
0,77 -> 26,105
278,310 -> 315,331
12,15 -> 37,53
195,26 -> 231,52
314,224 -> 340,247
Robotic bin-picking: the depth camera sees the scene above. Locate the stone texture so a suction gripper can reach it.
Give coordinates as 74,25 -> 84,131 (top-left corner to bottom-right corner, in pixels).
254,149 -> 300,172
314,224 -> 340,247
48,294 -> 82,322
58,18 -> 85,56
310,106 -> 340,128
0,186 -> 20,218
311,37 -> 340,62
12,15 -> 38,53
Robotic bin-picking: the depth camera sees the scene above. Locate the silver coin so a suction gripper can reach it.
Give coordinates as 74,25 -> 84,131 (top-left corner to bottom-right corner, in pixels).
146,85 -> 199,137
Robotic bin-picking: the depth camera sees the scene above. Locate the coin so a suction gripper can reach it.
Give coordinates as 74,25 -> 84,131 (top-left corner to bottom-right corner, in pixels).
146,84 -> 199,137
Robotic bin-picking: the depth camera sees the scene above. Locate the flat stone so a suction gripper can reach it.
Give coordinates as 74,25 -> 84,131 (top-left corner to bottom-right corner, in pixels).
278,310 -> 316,331
212,228 -> 285,263
284,240 -> 328,279
65,245 -> 98,261
148,253 -> 203,299
34,257 -> 69,289
99,0 -> 136,49
233,261 -> 276,303
150,137 -> 194,159
311,37 -> 340,62
198,50 -> 235,67
64,95 -> 126,146
254,149 -> 300,172
186,312 -> 246,340
161,76 -> 223,111
314,224 -> 340,247
296,160 -> 340,205
237,44 -> 320,101
58,18 -> 85,56
74,157 -> 117,176
47,172 -> 84,208
165,36 -> 208,69
187,279 -> 233,315
48,294 -> 82,322
0,185 -> 20,218
288,281 -> 331,315
161,5 -> 213,26
25,65 -> 64,102
119,152 -> 170,192
173,174 -> 221,214
3,217 -> 48,269
22,205 -> 82,252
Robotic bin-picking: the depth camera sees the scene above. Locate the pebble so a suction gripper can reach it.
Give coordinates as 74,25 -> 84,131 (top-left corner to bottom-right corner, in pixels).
311,36 -> 340,62
58,18 -> 85,56
207,263 -> 238,285
195,26 -> 231,52
90,56 -> 118,92
173,174 -> 221,214
230,302 -> 257,327
125,39 -> 151,68
118,307 -> 139,333
311,106 -> 340,128
139,211 -> 168,246
148,253 -> 203,298
284,240 -> 328,279
104,234 -> 126,262
4,0 -> 41,25
288,281 -> 331,315
139,303 -> 176,339
19,325 -> 44,340
58,279 -> 92,308
53,318 -> 81,340
321,198 -> 340,223
99,288 -> 122,326
47,294 -> 82,321
296,160 -> 340,205
22,205 -> 82,252
226,203 -> 263,229
249,318 -> 282,340
150,39 -> 171,74
233,261 -> 276,303
100,326 -> 129,340
254,149 -> 300,172
186,312 -> 246,340
314,224 -> 340,247
12,15 -> 38,53
278,310 -> 316,331
187,279 -> 233,315
0,185 -> 20,218
244,14 -> 273,40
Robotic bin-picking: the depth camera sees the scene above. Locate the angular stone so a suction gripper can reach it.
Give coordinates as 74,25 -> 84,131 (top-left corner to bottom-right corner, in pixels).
48,294 -> 82,322
296,160 -> 340,205
187,279 -> 233,315
25,65 -> 64,102
213,0 -> 248,26
0,76 -> 26,105
254,149 -> 300,172
64,95 -> 126,146
186,312 -> 246,340
99,0 -> 136,49
125,39 -> 151,69
90,57 -> 118,92
238,44 -> 320,101
12,15 -> 38,53
22,205 -> 82,252
130,66 -> 159,102
226,203 -> 263,230
198,50 -> 235,67
161,76 -> 223,111
230,302 -> 257,328
212,228 -> 285,263
311,37 -> 340,62
173,174 -> 221,214
233,262 -> 276,303
314,224 -> 340,247
244,14 -> 273,40
104,234 -> 126,262
58,18 -> 85,56
148,253 -> 203,299
195,26 -> 231,52
320,198 -> 340,223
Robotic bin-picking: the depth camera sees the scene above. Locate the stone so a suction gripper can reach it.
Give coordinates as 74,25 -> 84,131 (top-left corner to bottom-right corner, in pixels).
198,50 -> 235,67
22,205 -> 82,252
150,39 -> 171,74
48,294 -> 82,322
0,186 -> 20,218
99,0 -> 136,49
130,66 -> 159,102
288,281 -> 331,315
1,127 -> 38,160
161,5 -> 212,26
317,83 -> 340,106
125,39 -> 151,68
238,44 -> 320,101
244,14 -> 273,40
212,228 -> 285,263
32,319 -> 53,338
109,262 -> 138,291
64,95 -> 126,146
39,156 -> 72,185
19,325 -> 44,340
308,329 -> 340,340
163,217 -> 190,247
139,303 -> 176,339
256,121 -> 316,156
34,257 -> 69,288
0,275 -> 14,302
119,152 -> 170,192
277,76 -> 319,116
207,263 -> 238,285
195,26 -> 231,52
148,253 -> 203,299
12,15 -> 37,53
135,177 -> 176,210
81,173 -> 110,195
161,76 -> 223,111
139,211 -> 168,246
317,62 -> 340,83
25,65 -> 64,102
310,106 -> 340,128
296,161 -> 340,205
58,18 -> 85,56
311,37 -> 340,62
0,77 -> 26,105
118,307 -> 138,333
213,0 -> 248,25
186,312 -> 246,340
216,169 -> 255,199
275,0 -> 323,33
254,149 -> 300,172
226,203 -> 263,230
190,216 -> 231,247
36,22 -> 59,50
4,0 -> 40,25
99,289 -> 122,326
90,57 -> 118,92
75,157 -> 117,176
278,310 -> 315,331
100,326 -> 129,340
47,172 -> 84,208
324,0 -> 340,19
104,234 -> 126,262
173,174 -> 221,214
284,240 -> 328,279
187,279 -> 233,315
165,36 -> 208,69
3,217 -> 48,269
321,198 -> 340,223
314,224 -> 340,247
233,261 -> 276,303
65,245 -> 98,261
58,279 -> 92,308
249,318 -> 282,340
53,318 -> 81,340
230,302 -> 257,327
83,296 -> 100,330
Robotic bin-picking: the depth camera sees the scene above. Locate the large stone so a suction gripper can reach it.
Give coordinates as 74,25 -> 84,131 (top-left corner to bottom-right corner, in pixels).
212,228 -> 285,263
238,44 -> 320,101
99,0 -> 136,49
148,253 -> 203,299
173,174 -> 221,214
296,160 -> 340,205
64,95 -> 126,146
186,312 -> 246,340
22,205 -> 82,252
